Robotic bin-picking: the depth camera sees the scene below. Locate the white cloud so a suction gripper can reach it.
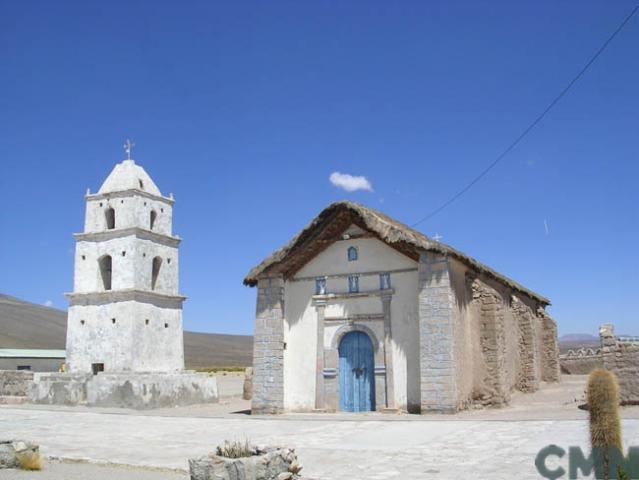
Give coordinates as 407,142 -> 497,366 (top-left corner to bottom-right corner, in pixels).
44,300 -> 53,307
329,172 -> 373,192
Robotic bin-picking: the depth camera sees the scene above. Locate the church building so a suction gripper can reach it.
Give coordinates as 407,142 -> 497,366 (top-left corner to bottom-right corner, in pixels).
244,201 -> 560,414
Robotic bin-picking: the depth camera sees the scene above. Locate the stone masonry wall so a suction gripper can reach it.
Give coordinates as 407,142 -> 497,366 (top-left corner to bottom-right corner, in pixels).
539,309 -> 561,382
600,324 -> 639,404
252,276 -> 285,414
0,370 -> 34,397
560,349 -> 603,375
470,279 -> 509,406
417,254 -> 557,412
512,296 -> 540,393
418,252 -> 459,413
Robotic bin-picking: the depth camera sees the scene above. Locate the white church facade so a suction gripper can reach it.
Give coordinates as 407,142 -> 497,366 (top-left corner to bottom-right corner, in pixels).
245,201 -> 560,414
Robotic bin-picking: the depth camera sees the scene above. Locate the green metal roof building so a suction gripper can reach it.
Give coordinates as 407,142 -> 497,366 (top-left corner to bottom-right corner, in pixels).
0,349 -> 66,372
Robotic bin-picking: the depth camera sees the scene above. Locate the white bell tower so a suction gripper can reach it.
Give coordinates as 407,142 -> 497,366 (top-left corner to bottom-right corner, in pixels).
65,148 -> 185,374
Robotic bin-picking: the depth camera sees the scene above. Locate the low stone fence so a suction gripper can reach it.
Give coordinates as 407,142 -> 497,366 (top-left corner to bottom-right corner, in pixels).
0,370 -> 34,397
600,325 -> 639,404
31,371 -> 219,409
30,373 -> 89,406
87,372 -> 218,408
559,348 -> 603,375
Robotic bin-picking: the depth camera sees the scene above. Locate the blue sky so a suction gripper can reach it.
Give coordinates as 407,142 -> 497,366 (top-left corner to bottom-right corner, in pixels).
1,1 -> 637,336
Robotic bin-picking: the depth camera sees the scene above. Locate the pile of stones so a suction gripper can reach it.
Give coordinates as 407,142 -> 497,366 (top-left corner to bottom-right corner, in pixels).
189,446 -> 303,480
0,370 -> 33,404
0,440 -> 42,470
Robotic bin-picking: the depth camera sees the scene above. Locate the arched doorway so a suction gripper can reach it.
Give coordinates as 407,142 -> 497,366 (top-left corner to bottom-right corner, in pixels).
338,331 -> 375,412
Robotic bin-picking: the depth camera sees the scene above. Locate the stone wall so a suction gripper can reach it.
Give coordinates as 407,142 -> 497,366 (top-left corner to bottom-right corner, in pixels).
600,324 -> 639,404
470,279 -> 509,406
0,370 -> 34,397
539,309 -> 561,382
30,371 -> 218,408
417,252 -> 459,413
465,277 -> 558,408
252,276 -> 285,414
189,446 -> 302,480
86,372 -> 218,408
559,348 -> 603,374
415,252 -> 559,413
511,296 -> 540,393
30,373 -> 90,405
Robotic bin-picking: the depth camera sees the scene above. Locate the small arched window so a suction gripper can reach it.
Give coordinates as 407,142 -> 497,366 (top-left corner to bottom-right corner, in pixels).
98,255 -> 112,290
105,207 -> 115,230
150,210 -> 157,230
347,246 -> 358,262
138,179 -> 144,190
151,256 -> 162,290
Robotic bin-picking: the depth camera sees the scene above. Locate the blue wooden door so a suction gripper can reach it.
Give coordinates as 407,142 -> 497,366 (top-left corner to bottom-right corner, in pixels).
338,331 -> 375,412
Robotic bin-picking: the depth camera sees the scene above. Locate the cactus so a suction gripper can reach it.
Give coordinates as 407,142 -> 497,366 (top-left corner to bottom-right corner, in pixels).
587,368 -> 623,479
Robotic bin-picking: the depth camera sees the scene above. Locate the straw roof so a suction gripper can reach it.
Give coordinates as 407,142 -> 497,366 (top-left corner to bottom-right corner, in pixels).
243,201 -> 549,305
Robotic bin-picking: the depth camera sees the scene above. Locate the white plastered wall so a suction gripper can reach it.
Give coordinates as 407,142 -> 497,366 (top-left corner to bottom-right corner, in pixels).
74,238 -> 179,294
67,302 -> 183,373
84,195 -> 173,235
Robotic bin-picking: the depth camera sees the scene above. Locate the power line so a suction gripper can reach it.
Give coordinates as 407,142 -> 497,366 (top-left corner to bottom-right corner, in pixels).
412,4 -> 639,228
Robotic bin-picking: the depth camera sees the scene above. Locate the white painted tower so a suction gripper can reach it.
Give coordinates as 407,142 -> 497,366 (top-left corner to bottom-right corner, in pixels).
65,156 -> 185,374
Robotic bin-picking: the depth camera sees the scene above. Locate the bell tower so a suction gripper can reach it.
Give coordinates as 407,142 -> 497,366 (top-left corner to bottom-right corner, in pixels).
65,151 -> 185,374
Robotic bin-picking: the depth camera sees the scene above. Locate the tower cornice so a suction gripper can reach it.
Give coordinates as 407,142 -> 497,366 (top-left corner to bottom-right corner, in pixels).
66,289 -> 186,307
74,227 -> 181,247
86,188 -> 174,205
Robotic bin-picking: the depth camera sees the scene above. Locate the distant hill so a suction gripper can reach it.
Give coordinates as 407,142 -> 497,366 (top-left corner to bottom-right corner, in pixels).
0,293 -> 253,368
558,333 -> 600,354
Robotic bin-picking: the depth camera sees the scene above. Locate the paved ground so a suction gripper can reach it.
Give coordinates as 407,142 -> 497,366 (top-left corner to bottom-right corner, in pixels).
2,376 -> 639,479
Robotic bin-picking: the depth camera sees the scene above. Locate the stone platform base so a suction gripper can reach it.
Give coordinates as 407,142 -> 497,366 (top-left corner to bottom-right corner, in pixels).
30,372 -> 218,409
0,396 -> 29,405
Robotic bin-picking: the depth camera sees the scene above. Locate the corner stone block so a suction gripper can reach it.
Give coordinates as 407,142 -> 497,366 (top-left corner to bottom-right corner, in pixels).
252,276 -> 285,414
418,252 -> 459,413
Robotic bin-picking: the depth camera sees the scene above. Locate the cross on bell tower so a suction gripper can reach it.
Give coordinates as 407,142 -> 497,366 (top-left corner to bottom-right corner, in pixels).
123,139 -> 135,160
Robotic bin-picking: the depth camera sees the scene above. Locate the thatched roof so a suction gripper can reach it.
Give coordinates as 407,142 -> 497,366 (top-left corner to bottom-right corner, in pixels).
243,201 -> 550,305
